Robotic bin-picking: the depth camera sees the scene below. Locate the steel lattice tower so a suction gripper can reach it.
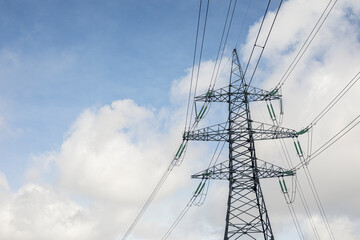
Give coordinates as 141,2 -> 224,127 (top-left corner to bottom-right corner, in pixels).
184,49 -> 297,239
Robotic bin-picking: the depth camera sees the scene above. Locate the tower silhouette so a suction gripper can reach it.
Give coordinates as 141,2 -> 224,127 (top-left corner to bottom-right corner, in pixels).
184,49 -> 296,239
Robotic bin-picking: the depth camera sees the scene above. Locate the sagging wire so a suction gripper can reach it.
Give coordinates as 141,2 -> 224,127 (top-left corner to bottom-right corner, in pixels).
124,0 -> 281,237
174,98 -> 215,167
301,72 -> 360,138
274,134 -> 318,238
234,0 -> 252,48
293,136 -> 336,240
242,0 -> 272,77
295,71 -> 360,167
184,0 -> 204,131
161,163 -> 221,239
122,76 -> 214,240
278,174 -> 305,240
193,176 -> 211,206
256,89 -> 309,240
188,0 -> 211,130
208,0 -> 237,89
272,71 -> 360,240
187,0 -> 240,132
188,0 -> 238,131
296,113 -> 360,170
278,174 -> 297,204
281,138 -> 321,240
273,0 -> 338,91
293,136 -> 333,240
246,0 -> 284,89
262,97 -> 319,240
161,177 -> 210,240
162,132 -> 227,239
121,152 -> 183,240
285,71 -> 360,240
160,6 -> 237,234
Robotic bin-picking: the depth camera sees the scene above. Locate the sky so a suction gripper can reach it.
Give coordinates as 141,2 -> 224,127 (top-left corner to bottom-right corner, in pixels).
0,0 -> 359,239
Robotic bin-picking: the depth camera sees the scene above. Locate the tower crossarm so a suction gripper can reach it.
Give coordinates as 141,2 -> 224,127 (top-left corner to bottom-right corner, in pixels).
250,121 -> 297,140
183,121 -> 229,141
194,85 -> 281,103
183,121 -> 297,142
191,159 -> 295,180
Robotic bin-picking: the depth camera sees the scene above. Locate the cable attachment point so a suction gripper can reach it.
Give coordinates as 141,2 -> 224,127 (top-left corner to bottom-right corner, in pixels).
296,127 -> 309,136
174,140 -> 188,165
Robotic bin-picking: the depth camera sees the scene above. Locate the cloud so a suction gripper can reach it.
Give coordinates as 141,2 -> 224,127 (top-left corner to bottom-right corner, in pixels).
170,58 -> 230,104
25,152 -> 56,182
0,171 -> 9,191
57,99 -> 163,202
237,0 -> 360,239
0,175 -> 96,240
4,55 -> 227,239
0,0 -> 359,239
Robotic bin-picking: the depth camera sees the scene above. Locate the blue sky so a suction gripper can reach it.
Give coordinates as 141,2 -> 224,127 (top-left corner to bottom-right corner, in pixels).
0,0 -> 265,188
0,0 -> 360,239
0,0 -> 269,188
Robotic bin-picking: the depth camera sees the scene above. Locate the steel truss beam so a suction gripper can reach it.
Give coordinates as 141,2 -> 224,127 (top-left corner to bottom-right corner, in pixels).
183,120 -> 296,142
191,159 -> 294,180
195,84 -> 281,103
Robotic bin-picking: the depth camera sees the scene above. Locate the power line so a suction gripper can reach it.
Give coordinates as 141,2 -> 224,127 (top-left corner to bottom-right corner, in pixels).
258,4 -> 346,236
235,0 -> 252,48
247,0 -> 284,88
185,0 -> 204,130
274,0 -> 338,90
293,136 -> 336,240
161,197 -> 194,240
243,0 -> 271,77
121,155 -> 179,240
296,178 -> 322,240
307,72 -> 360,130
259,99 -> 320,239
291,113 -> 360,240
161,140 -> 226,239
121,1 -> 213,237
297,114 -> 360,169
208,0 -> 236,88
278,137 -> 321,239
280,42 -> 360,240
211,0 -> 238,88
279,70 -> 360,240
304,164 -> 336,239
188,0 -> 211,129
161,178 -> 210,240
295,71 -> 360,140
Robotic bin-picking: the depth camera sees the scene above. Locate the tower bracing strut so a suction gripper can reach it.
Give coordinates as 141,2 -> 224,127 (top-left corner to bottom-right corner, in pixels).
183,49 -> 297,240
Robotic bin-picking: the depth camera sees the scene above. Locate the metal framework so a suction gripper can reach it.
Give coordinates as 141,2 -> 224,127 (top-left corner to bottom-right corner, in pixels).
183,49 -> 297,239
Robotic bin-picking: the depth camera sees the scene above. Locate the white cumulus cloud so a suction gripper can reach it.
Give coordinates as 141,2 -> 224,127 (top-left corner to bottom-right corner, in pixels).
0,0 -> 360,239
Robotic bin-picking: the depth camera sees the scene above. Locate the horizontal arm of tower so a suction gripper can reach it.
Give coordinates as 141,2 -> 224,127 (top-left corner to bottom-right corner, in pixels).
250,121 -> 297,140
183,121 -> 229,141
194,85 -> 281,103
183,121 -> 297,142
191,159 -> 295,180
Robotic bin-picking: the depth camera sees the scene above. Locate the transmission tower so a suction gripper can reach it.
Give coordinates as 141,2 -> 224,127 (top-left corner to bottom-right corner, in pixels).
184,49 -> 297,239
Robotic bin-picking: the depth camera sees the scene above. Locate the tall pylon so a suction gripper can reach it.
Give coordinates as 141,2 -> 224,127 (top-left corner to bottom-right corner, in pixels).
184,49 -> 297,239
